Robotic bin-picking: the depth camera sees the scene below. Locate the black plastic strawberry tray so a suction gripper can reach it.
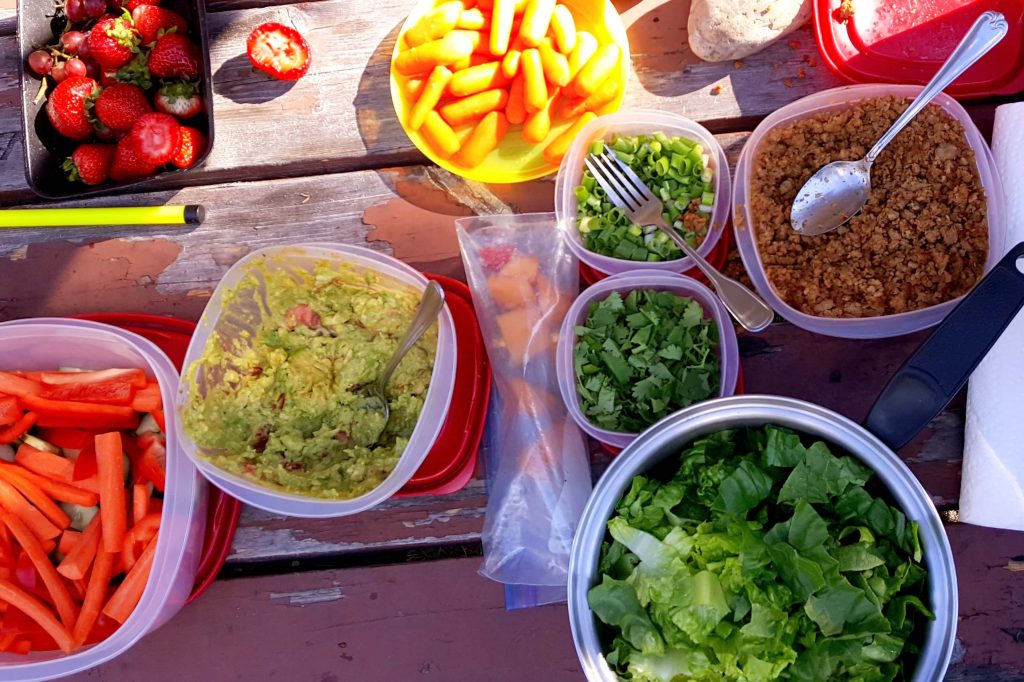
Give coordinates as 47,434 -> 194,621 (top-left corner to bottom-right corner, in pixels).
16,0 -> 215,200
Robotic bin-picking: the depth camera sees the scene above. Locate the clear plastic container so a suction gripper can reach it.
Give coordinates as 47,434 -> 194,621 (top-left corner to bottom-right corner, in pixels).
0,319 -> 207,682
554,110 -> 732,277
732,84 -> 1007,339
175,243 -> 458,518
555,271 -> 739,449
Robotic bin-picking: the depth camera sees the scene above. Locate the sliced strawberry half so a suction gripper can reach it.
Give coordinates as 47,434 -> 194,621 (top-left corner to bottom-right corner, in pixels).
246,22 -> 310,81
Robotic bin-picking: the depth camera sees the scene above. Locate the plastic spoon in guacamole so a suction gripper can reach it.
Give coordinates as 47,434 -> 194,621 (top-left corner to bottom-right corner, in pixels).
360,281 -> 445,444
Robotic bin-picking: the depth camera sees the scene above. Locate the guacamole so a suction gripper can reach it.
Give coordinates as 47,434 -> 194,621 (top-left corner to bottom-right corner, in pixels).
182,260 -> 437,499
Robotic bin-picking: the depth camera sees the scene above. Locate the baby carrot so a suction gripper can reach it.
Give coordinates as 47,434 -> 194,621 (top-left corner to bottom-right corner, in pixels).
395,33 -> 475,75
501,48 -> 521,79
449,61 -> 508,96
517,0 -> 555,47
132,482 -> 150,525
522,92 -> 557,143
409,65 -> 453,131
455,111 -> 509,168
550,4 -> 576,53
421,110 -> 462,158
73,547 -> 116,646
520,48 -> 547,112
567,30 -> 597,80
95,432 -> 126,554
451,52 -> 490,71
103,531 -> 158,624
439,88 -> 509,126
543,111 -> 596,163
3,513 -> 79,629
402,76 -> 427,100
403,1 -> 464,47
506,74 -> 527,124
489,0 -> 515,55
457,7 -> 488,29
573,43 -> 620,97
559,76 -> 619,119
0,579 -> 75,654
538,37 -> 569,87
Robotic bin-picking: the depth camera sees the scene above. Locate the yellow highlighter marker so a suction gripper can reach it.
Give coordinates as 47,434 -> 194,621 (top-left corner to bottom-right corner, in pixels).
0,205 -> 206,229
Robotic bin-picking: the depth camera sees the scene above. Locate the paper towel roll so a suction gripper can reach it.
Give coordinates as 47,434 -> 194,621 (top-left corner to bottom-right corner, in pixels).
960,102 -> 1024,530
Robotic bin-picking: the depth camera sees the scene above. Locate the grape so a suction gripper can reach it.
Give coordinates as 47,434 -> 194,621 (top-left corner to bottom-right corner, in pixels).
60,31 -> 87,54
27,50 -> 54,77
84,59 -> 100,79
65,58 -> 87,78
77,39 -> 91,60
82,0 -> 106,19
51,62 -> 67,83
64,0 -> 86,23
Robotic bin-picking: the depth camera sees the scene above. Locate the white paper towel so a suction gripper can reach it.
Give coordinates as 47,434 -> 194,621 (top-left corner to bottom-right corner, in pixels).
960,102 -> 1024,530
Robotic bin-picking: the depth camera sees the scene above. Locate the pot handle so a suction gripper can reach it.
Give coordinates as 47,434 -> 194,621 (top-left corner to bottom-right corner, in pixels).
864,241 -> 1024,451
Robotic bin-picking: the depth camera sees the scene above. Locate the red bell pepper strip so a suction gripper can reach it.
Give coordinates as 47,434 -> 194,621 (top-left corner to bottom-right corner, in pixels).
36,427 -> 91,450
151,409 -> 166,433
18,395 -> 135,427
41,379 -> 134,406
0,372 -> 42,398
130,382 -> 162,413
38,369 -> 146,388
72,442 -> 98,482
0,412 -> 37,445
0,397 -> 22,427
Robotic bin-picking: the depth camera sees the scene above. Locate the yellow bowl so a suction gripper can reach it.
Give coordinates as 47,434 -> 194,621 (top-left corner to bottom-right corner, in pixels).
390,0 -> 630,184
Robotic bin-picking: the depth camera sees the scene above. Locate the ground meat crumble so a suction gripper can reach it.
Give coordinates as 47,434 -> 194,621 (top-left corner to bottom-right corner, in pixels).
749,96 -> 988,318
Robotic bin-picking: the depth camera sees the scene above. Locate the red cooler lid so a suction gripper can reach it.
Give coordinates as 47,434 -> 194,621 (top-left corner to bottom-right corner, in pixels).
814,0 -> 1024,98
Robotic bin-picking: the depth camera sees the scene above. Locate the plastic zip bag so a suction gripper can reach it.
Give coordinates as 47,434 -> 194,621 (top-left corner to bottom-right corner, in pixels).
456,212 -> 592,589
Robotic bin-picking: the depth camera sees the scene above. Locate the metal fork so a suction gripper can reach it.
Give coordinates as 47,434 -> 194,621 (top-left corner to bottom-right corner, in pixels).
585,150 -> 774,332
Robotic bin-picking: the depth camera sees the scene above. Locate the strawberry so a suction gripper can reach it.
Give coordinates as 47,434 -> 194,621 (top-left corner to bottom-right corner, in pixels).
45,76 -> 99,142
126,0 -> 160,10
110,135 -> 158,181
62,143 -> 116,185
153,81 -> 202,119
172,126 -> 206,169
148,33 -> 200,79
101,53 -> 153,90
88,14 -> 140,71
93,82 -> 151,133
126,112 -> 180,165
246,22 -> 310,80
131,5 -> 187,45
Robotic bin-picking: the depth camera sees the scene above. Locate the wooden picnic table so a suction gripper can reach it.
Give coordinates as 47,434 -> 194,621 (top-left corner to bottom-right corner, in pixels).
2,0 -> 1024,678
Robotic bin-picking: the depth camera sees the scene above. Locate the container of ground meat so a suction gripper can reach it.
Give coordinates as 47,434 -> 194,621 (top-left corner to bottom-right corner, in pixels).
555,110 -> 732,278
732,84 -> 1006,339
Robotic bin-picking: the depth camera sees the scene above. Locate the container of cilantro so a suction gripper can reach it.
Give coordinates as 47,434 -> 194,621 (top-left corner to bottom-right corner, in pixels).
554,110 -> 731,277
567,396 -> 957,682
556,271 -> 739,449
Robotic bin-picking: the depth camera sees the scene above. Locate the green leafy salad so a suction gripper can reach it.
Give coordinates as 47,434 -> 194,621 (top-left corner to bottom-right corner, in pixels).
589,426 -> 933,682
574,290 -> 719,434
575,133 -> 714,262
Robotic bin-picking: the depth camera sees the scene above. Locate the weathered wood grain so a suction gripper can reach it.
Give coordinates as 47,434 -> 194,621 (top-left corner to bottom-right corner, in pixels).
63,550 -> 1024,681
0,0 -> 840,204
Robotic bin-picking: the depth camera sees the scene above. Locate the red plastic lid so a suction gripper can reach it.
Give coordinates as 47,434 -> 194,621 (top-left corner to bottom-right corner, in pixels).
395,274 -> 491,497
579,226 -> 734,287
70,313 -> 242,604
814,0 -> 1024,98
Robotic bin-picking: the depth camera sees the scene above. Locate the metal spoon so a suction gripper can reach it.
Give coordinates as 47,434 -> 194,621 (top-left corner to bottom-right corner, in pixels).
789,10 -> 1008,237
361,281 -> 445,443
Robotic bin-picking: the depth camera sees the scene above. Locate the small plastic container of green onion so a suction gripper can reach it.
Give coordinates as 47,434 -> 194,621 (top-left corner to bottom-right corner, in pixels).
553,110 -> 732,278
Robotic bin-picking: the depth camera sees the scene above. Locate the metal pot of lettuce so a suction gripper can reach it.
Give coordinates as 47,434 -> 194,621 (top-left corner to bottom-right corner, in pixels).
567,241 -> 1024,681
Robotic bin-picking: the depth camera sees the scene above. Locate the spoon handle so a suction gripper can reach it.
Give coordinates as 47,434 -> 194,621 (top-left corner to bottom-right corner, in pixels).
376,281 -> 446,391
865,11 -> 1007,165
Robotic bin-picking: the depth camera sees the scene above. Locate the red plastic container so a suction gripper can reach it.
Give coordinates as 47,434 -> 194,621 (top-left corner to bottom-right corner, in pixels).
814,0 -> 1024,98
